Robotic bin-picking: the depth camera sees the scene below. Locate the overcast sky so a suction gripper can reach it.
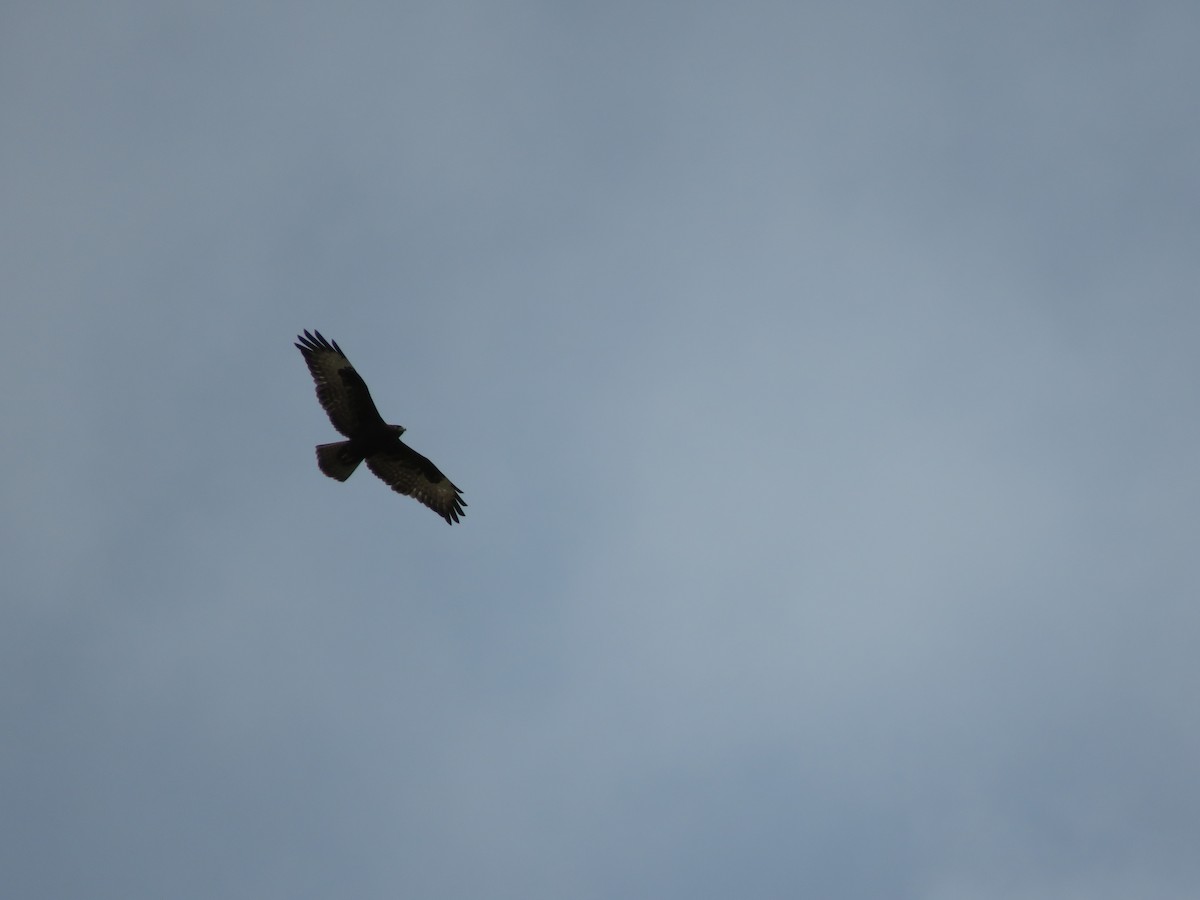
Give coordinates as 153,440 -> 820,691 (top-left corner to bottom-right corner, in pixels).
3,2 -> 1199,898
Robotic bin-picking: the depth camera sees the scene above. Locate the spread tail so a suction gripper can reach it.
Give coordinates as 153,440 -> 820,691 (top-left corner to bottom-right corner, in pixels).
315,441 -> 363,482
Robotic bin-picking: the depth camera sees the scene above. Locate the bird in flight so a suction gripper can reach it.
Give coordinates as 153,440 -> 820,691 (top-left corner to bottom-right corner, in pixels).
295,330 -> 466,524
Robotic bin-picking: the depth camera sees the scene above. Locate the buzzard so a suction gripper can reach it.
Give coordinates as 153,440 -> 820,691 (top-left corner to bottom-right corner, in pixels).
295,330 -> 466,524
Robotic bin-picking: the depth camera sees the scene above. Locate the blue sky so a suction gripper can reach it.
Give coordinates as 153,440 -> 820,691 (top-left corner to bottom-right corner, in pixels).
4,2 -> 1199,898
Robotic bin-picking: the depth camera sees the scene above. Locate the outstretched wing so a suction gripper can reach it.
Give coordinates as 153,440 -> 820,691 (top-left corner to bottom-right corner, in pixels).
295,330 -> 386,437
366,444 -> 467,525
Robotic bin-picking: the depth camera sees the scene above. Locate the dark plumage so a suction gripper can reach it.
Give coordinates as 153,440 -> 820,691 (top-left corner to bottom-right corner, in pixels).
295,330 -> 466,524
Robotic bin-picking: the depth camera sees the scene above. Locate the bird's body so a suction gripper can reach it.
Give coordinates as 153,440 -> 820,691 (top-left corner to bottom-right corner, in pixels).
295,330 -> 466,524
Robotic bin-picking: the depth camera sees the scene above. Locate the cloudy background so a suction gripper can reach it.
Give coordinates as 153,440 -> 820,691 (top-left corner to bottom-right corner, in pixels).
4,1 -> 1199,897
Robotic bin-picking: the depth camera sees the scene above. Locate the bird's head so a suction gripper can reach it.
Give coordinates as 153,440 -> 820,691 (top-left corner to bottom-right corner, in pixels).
390,424 -> 407,437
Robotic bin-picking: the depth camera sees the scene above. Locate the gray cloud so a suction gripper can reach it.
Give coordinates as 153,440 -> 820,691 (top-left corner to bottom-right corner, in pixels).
3,1 -> 1198,898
